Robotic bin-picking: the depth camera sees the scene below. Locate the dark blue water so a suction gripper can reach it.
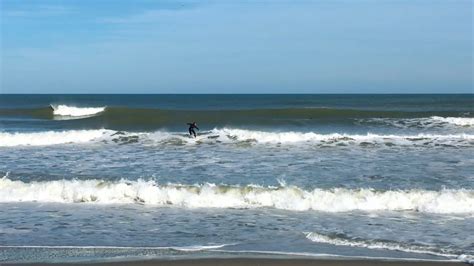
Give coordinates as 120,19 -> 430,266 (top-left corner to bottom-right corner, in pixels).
1,94 -> 472,110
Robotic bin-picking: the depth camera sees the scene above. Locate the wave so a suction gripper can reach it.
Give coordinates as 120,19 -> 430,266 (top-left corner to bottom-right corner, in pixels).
305,232 -> 470,261
50,104 -> 106,119
214,250 -> 468,262
0,130 -> 111,147
1,106 -> 472,129
1,128 -> 473,147
0,244 -> 230,251
210,128 -> 474,146
1,178 -> 472,213
430,116 -> 474,127
359,116 -> 474,128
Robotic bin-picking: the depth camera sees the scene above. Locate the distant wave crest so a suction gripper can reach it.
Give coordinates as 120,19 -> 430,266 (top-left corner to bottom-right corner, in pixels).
359,116 -> 474,128
1,178 -> 473,214
50,104 -> 106,118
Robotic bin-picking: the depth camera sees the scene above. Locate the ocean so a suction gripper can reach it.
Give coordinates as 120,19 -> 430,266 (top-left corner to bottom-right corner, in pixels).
0,94 -> 473,263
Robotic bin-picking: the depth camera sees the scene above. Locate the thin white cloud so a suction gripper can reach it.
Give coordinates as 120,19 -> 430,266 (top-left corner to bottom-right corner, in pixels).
99,10 -> 169,24
3,5 -> 72,17
98,4 -> 202,24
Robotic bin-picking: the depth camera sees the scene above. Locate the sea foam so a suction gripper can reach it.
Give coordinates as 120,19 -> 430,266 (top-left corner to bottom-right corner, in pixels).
205,128 -> 474,147
305,232 -> 465,260
1,128 -> 473,147
1,178 -> 472,214
430,116 -> 474,127
0,130 -> 110,147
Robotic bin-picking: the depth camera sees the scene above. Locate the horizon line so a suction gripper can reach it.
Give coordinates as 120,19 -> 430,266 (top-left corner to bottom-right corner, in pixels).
1,92 -> 473,95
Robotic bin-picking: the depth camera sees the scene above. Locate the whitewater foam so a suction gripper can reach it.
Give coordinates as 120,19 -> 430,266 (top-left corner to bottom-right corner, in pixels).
1,128 -> 473,147
1,178 -> 472,213
0,244 -> 230,251
305,232 -> 465,260
50,104 -> 106,118
430,116 -> 474,127
208,128 -> 474,146
0,130 -> 110,147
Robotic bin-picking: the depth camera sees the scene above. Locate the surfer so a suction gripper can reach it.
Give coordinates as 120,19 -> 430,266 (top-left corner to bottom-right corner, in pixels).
187,122 -> 199,138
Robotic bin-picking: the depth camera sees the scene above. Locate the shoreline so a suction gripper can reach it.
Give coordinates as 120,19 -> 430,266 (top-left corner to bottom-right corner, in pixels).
2,258 -> 467,266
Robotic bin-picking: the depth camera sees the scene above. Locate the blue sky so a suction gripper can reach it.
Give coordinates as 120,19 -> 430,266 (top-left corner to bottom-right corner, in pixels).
1,0 -> 472,93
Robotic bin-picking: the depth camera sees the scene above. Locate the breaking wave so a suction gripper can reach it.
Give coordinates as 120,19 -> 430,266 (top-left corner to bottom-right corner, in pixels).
50,104 -> 106,119
305,232 -> 471,261
431,116 -> 474,126
0,130 -> 111,147
1,128 -> 473,147
210,128 -> 474,146
1,178 -> 473,213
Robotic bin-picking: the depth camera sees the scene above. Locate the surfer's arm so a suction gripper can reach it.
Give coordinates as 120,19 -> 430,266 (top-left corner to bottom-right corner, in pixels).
196,127 -> 199,130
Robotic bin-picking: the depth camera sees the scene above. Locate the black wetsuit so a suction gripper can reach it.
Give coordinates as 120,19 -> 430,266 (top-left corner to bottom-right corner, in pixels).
187,123 -> 199,137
